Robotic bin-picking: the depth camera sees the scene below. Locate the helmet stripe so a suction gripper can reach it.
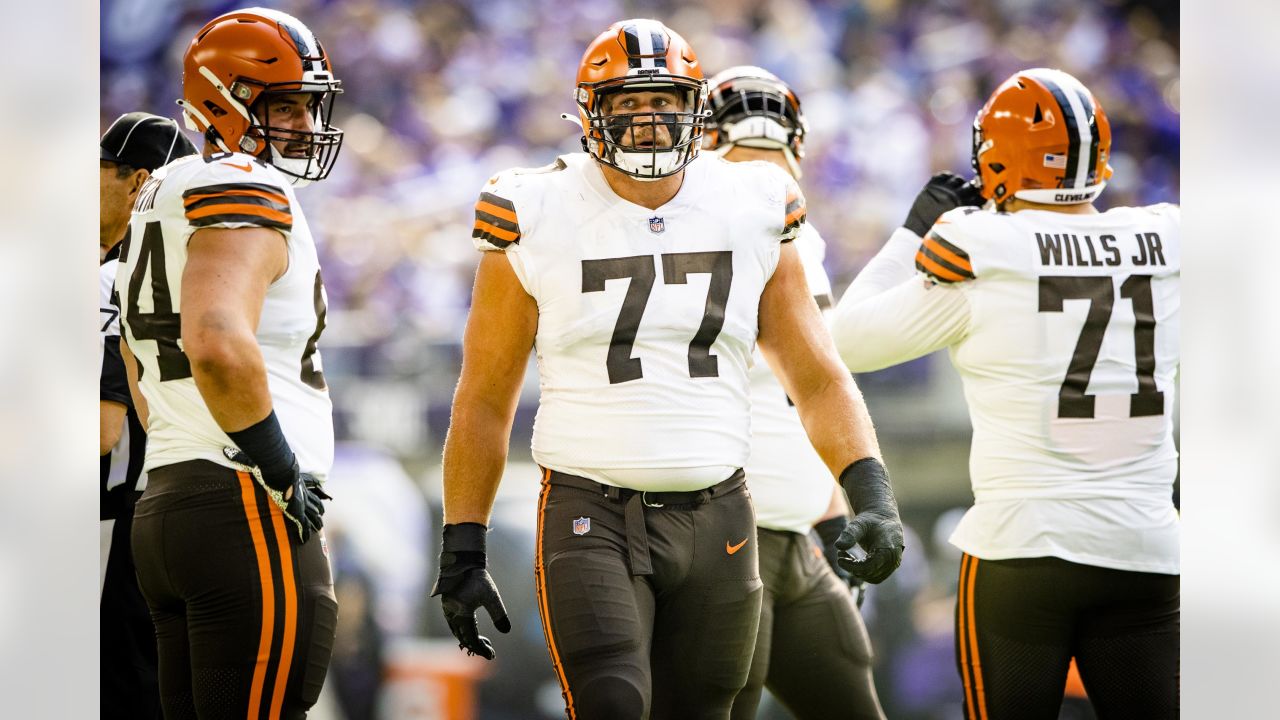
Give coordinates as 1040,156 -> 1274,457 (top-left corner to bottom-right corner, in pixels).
650,31 -> 667,68
1073,89 -> 1100,184
1036,73 -> 1093,190
635,24 -> 655,69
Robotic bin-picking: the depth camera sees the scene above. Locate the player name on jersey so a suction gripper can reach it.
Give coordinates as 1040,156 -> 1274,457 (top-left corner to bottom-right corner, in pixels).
1035,231 -> 1167,268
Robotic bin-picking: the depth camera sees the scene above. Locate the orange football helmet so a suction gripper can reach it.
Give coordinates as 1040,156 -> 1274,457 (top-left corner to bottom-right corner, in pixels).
971,68 -> 1113,206
574,19 -> 708,180
178,7 -> 343,184
704,66 -> 807,179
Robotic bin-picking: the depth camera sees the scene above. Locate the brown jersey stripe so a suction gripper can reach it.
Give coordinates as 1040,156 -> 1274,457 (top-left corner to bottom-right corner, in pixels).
785,195 -> 805,217
923,235 -> 973,273
190,213 -> 293,232
918,245 -> 974,281
266,505 -> 298,719
185,194 -> 291,217
237,472 -> 276,720
473,220 -> 520,243
535,469 -> 577,719
915,251 -> 968,283
926,232 -> 972,266
785,206 -> 807,227
475,208 -> 520,234
183,182 -> 288,201
187,202 -> 292,223
476,199 -> 518,224
185,188 -> 289,208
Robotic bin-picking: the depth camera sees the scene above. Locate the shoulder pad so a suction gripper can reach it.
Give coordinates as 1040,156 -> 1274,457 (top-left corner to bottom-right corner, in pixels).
181,155 -> 292,233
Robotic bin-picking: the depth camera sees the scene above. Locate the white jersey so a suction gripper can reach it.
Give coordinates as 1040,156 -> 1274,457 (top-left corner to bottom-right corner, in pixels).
115,153 -> 334,479
831,205 -> 1180,574
745,222 -> 837,533
472,153 -> 805,491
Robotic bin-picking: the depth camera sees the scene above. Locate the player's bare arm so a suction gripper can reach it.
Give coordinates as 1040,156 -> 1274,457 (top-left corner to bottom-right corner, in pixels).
758,242 -> 881,472
441,251 -> 538,525
100,401 -> 127,455
181,225 -> 287,432
119,337 -> 148,430
759,241 -> 904,584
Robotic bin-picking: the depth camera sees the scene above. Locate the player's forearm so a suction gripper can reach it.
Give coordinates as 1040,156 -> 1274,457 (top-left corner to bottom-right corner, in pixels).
186,323 -> 274,432
791,369 -> 883,478
100,401 -> 126,455
441,398 -> 514,525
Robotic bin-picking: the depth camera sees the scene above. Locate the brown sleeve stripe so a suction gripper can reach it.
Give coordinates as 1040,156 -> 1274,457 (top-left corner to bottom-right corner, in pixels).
184,193 -> 290,217
915,249 -> 971,283
922,234 -> 973,274
473,192 -> 521,247
187,203 -> 292,225
189,212 -> 293,232
184,188 -> 289,210
182,183 -> 288,204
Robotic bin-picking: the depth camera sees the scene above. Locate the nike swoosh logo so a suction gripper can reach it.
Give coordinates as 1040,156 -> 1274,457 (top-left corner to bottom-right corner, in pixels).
726,538 -> 748,555
223,161 -> 254,173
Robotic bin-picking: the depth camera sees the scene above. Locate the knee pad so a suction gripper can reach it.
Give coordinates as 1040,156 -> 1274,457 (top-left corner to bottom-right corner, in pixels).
574,674 -> 647,720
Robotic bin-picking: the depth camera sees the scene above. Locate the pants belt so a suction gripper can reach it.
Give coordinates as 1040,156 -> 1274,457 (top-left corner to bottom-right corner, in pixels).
544,468 -> 746,577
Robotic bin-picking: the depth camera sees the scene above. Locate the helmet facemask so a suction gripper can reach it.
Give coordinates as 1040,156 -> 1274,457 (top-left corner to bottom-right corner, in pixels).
705,70 -> 806,178
246,87 -> 344,185
579,76 -> 708,181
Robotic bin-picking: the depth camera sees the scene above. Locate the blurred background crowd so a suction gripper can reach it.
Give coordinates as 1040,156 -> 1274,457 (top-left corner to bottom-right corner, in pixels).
101,0 -> 1178,718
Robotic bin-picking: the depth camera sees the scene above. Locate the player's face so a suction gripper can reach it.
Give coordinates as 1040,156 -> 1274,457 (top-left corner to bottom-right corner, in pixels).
259,92 -> 318,158
603,90 -> 685,149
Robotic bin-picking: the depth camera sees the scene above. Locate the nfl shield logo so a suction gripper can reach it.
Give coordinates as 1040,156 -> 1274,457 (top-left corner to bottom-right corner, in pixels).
572,517 -> 591,535
648,216 -> 665,234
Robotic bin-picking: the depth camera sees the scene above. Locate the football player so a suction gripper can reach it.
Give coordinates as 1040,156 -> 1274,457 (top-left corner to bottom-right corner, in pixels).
115,8 -> 342,718
830,68 -> 1180,719
100,110 -> 197,720
433,19 -> 904,720
704,66 -> 886,720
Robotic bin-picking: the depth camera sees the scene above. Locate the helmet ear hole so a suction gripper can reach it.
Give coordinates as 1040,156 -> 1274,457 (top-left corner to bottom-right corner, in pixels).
203,100 -> 228,118
989,162 -> 1005,174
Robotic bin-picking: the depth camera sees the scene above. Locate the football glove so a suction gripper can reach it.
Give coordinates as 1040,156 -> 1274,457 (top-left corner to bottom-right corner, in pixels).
903,172 -> 984,237
836,458 -> 905,585
431,522 -> 511,660
813,516 -> 868,608
223,447 -> 330,544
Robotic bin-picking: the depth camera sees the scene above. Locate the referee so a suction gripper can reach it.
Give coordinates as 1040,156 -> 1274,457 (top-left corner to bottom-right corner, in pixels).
99,111 -> 195,720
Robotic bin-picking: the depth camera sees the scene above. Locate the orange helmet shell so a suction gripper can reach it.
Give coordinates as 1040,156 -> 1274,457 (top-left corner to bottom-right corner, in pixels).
180,8 -> 339,160
574,19 -> 708,178
972,68 -> 1113,205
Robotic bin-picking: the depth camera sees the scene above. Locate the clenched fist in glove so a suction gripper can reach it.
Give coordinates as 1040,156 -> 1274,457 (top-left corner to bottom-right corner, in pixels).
431,522 -> 511,660
836,458 -> 906,584
903,172 -> 985,237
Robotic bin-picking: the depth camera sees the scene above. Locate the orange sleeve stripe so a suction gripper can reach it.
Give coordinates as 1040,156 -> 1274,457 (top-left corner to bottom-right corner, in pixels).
784,207 -> 807,226
183,189 -> 288,208
473,220 -> 520,242
916,251 -> 966,282
924,237 -> 973,272
186,203 -> 293,224
475,200 -> 518,224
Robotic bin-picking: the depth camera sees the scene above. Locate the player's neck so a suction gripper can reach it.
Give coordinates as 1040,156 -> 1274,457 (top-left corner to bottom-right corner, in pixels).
1004,197 -> 1099,215
599,164 -> 685,210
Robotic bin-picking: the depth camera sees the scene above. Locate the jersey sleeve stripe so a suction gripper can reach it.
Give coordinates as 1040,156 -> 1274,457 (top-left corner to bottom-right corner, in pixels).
189,212 -> 293,232
922,235 -> 974,274
472,221 -> 520,245
184,188 -> 290,209
477,193 -> 518,219
182,183 -> 289,205
915,249 -> 971,283
185,193 -> 291,216
475,208 -> 520,234
187,203 -> 293,225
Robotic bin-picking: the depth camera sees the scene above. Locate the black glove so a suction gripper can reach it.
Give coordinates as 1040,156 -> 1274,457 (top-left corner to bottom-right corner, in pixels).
223,447 -> 329,544
903,172 -> 984,237
836,458 -> 906,584
431,523 -> 511,660
813,516 -> 868,608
